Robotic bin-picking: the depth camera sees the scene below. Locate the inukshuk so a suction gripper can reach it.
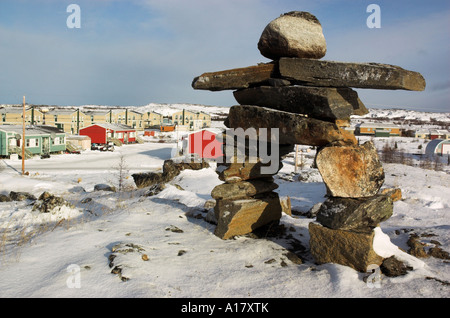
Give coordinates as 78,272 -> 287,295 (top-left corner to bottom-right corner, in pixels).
192,11 -> 425,271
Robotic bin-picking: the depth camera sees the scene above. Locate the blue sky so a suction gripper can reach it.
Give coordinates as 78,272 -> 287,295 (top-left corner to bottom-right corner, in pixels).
0,0 -> 449,112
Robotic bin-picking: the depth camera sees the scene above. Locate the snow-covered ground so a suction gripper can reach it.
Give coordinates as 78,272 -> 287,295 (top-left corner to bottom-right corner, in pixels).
0,132 -> 448,299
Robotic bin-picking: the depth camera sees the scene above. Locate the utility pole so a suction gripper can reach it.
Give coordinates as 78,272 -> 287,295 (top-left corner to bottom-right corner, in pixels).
77,109 -> 80,134
294,144 -> 298,173
22,96 -> 26,175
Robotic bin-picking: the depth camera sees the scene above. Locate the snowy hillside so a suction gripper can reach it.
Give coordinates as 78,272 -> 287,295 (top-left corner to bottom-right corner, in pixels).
0,134 -> 449,299
79,103 -> 231,119
355,108 -> 450,123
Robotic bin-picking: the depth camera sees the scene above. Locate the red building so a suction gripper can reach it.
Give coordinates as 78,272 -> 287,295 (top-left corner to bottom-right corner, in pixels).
187,129 -> 223,159
79,123 -> 136,144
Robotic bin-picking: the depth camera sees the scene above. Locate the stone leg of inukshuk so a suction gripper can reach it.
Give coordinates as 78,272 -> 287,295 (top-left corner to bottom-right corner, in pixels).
191,11 -> 425,272
210,133 -> 291,239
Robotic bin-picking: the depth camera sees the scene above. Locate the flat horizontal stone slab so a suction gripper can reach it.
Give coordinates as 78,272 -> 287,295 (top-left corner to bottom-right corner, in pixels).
216,157 -> 283,183
233,85 -> 368,120
211,179 -> 278,200
225,105 -> 356,146
309,222 -> 384,272
279,58 -> 426,91
214,192 -> 282,239
316,195 -> 393,233
192,59 -> 425,92
192,63 -> 276,91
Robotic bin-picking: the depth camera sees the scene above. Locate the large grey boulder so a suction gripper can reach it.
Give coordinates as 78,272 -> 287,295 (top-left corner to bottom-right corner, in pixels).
258,11 -> 327,60
316,195 -> 393,233
0,194 -> 11,202
9,191 -> 36,201
32,192 -> 75,213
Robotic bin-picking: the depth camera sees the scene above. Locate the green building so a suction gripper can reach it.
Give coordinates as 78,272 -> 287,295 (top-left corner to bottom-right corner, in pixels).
0,125 -> 66,158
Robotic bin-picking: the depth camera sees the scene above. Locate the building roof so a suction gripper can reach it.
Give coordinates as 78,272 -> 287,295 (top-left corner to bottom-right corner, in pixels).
0,125 -> 59,136
81,123 -> 135,131
425,139 -> 450,155
83,110 -> 110,116
67,134 -> 91,140
33,125 -> 65,134
358,123 -> 400,128
0,107 -> 36,114
47,109 -> 79,115
429,129 -> 450,135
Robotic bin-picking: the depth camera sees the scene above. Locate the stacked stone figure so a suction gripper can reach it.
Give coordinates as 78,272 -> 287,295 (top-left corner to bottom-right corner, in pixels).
192,11 -> 425,271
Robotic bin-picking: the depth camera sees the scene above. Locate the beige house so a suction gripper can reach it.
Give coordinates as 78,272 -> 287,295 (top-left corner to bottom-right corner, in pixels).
415,129 -> 430,139
1,107 -> 44,125
197,111 -> 211,128
142,111 -> 163,128
110,109 -> 127,125
172,110 -> 211,130
45,109 -> 89,134
110,109 -> 144,130
126,110 -> 144,130
83,110 -> 111,126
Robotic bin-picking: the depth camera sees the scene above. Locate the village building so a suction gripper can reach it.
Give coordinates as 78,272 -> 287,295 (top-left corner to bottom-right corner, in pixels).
66,135 -> 92,151
79,123 -> 136,145
1,106 -> 44,125
197,111 -> 212,128
110,109 -> 144,130
1,106 -> 212,135
83,110 -> 111,126
356,123 -> 401,137
429,129 -> 450,140
415,129 -> 430,139
414,129 -> 450,140
110,109 -> 128,126
142,111 -> 163,128
180,128 -> 223,159
44,108 -> 89,134
425,139 -> 450,156
126,110 -> 144,130
172,109 -> 211,130
0,125 -> 66,158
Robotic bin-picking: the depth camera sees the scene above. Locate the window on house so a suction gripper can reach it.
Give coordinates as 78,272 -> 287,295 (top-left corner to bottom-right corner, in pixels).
26,139 -> 38,147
